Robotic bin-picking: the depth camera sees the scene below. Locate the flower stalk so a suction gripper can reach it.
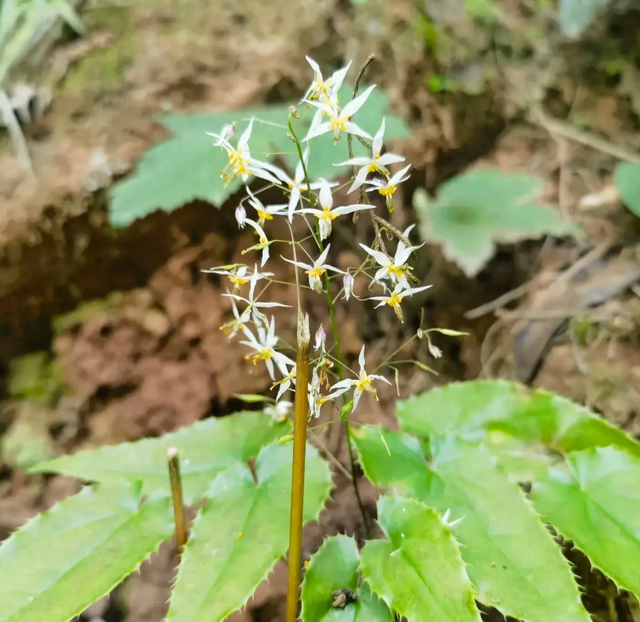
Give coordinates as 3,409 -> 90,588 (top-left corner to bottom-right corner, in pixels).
167,447 -> 187,555
285,312 -> 311,622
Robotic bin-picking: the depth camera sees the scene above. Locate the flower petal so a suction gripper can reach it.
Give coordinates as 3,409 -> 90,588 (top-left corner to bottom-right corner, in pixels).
344,121 -> 372,140
303,121 -> 331,142
373,118 -> 385,155
342,84 -> 376,118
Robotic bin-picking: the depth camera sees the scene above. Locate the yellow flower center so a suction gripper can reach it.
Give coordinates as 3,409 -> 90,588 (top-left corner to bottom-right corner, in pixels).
386,265 -> 406,279
356,375 -> 372,392
386,292 -> 404,308
306,267 -> 327,279
256,208 -> 273,221
222,148 -> 249,182
229,275 -> 249,286
246,348 -> 273,365
329,115 -> 348,132
378,185 -> 397,197
317,206 -> 338,223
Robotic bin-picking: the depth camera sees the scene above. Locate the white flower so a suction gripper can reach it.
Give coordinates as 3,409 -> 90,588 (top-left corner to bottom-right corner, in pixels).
240,316 -> 295,380
219,297 -> 252,339
235,204 -> 247,228
314,325 -> 326,352
308,365 -> 328,419
267,148 -> 324,222
299,179 -> 373,240
203,263 -> 273,291
328,345 -> 391,410
302,57 -> 351,104
246,187 -> 287,226
272,366 -> 296,402
336,118 -> 406,193
265,400 -> 293,422
364,163 -> 411,211
366,282 -> 432,322
207,119 -> 284,185
223,265 -> 290,326
359,224 -> 424,287
242,219 -> 273,267
282,244 -> 343,293
209,123 -> 235,146
303,85 -> 376,143
343,272 -> 354,301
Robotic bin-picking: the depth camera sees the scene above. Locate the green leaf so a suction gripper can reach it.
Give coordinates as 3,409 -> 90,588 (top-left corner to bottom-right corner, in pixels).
614,162 -> 640,218
415,169 -> 580,277
361,495 -> 480,622
167,442 -> 332,622
109,83 -> 409,228
300,535 -> 392,622
0,482 -> 173,622
109,106 -> 287,227
397,381 -> 640,460
532,447 -> 640,598
354,428 -> 589,622
34,412 -> 291,503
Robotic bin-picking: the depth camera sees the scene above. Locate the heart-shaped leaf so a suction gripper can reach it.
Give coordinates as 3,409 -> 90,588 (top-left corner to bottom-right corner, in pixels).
0,482 -> 173,622
167,442 -> 333,622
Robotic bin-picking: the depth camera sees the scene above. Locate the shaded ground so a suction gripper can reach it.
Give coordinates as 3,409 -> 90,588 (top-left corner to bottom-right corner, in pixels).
2,0 -> 640,620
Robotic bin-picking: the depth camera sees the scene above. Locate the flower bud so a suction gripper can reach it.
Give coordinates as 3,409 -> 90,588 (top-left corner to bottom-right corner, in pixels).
314,324 -> 326,352
428,339 -> 442,359
343,272 -> 354,301
235,204 -> 247,229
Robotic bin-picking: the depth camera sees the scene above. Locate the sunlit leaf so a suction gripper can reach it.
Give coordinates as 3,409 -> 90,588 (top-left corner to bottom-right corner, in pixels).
167,443 -> 333,622
414,169 -> 580,276
0,482 -> 172,622
354,428 -> 590,622
397,381 -> 640,459
34,412 -> 291,503
300,535 -> 392,622
360,495 -> 481,622
532,447 -> 640,598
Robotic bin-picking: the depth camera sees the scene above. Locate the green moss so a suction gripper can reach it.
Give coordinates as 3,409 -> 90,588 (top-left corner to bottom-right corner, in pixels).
61,5 -> 135,96
8,352 -> 67,403
53,292 -> 126,335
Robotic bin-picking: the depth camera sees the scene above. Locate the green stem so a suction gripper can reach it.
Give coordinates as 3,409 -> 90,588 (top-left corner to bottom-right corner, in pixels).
285,313 -> 311,622
288,112 -> 371,538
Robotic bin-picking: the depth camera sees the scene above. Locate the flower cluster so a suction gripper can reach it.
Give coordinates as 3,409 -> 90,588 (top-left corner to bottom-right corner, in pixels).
204,57 -> 431,420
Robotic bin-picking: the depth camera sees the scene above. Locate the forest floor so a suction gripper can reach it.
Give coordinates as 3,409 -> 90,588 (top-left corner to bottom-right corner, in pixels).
2,0 -> 640,620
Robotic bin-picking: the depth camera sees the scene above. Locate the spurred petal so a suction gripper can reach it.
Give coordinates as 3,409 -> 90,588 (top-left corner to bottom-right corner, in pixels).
332,204 -> 374,216
348,166 -> 370,193
281,256 -> 313,271
360,243 -> 391,267
306,56 -> 322,77
344,121 -> 372,140
315,243 -> 332,268
372,118 -> 385,155
388,163 -> 412,185
334,157 -> 371,167
329,61 -> 352,93
358,345 -> 366,372
378,153 -> 405,166
239,119 -> 254,148
342,84 -> 376,118
303,121 -> 331,142
318,179 -> 334,209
